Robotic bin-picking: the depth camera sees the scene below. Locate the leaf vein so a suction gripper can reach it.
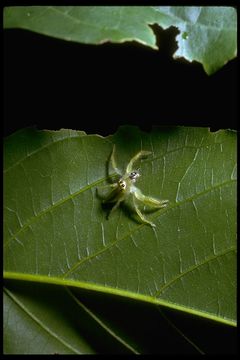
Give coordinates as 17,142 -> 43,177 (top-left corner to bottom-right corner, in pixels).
4,287 -> 81,354
62,179 -> 235,279
153,247 -> 235,298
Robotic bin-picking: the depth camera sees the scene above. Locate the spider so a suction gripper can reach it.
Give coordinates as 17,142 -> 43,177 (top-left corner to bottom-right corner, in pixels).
97,145 -> 169,227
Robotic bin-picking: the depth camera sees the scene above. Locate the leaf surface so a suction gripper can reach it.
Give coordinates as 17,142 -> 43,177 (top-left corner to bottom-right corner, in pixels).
4,283 -> 96,354
3,6 -> 237,74
4,126 -> 237,327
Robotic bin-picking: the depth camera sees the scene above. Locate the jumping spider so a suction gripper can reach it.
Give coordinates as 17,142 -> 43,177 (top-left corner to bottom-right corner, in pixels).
98,145 -> 169,227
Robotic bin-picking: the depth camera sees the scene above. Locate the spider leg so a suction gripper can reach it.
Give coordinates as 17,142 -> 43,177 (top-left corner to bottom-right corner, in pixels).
126,150 -> 152,174
107,198 -> 124,219
134,187 -> 169,208
110,145 -> 122,176
132,193 -> 156,227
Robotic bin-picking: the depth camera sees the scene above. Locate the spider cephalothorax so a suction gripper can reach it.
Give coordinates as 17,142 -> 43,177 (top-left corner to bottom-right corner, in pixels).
98,145 -> 168,227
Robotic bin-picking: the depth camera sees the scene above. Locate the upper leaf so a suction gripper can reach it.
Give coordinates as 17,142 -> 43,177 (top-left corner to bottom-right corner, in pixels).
3,6 -> 237,74
3,126 -> 237,325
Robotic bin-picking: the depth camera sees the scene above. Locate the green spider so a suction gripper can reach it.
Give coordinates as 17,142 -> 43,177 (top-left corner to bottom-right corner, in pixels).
98,145 -> 169,227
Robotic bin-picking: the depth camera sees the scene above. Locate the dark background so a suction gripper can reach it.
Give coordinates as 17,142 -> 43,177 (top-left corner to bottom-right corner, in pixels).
4,26 -> 238,354
4,25 -> 238,137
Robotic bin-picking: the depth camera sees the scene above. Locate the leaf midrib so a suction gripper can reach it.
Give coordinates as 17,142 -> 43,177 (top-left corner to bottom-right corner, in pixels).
4,271 -> 236,326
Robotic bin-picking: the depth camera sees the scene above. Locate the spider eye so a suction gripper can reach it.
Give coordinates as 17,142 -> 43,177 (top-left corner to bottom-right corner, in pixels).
129,171 -> 140,180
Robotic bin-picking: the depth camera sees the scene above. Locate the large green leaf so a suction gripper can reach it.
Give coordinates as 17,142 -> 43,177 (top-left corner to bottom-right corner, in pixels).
3,6 -> 237,74
4,126 -> 237,329
4,283 -> 96,354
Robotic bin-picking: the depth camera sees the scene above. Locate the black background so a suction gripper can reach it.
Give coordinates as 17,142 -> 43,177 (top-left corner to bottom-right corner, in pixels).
3,24 -> 238,354
4,25 -> 238,137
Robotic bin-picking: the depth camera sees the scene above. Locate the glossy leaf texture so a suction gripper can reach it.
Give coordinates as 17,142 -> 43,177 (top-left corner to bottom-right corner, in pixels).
3,6 -> 237,75
4,126 -> 237,331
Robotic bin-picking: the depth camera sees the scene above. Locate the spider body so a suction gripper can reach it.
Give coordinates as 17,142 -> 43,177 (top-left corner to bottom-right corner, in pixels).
98,146 -> 168,227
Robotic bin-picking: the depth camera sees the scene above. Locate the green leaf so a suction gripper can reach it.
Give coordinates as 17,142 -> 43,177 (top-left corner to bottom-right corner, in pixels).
4,283 -> 96,354
4,126 -> 237,330
4,281 -> 140,354
3,6 -> 237,74
153,6 -> 237,74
